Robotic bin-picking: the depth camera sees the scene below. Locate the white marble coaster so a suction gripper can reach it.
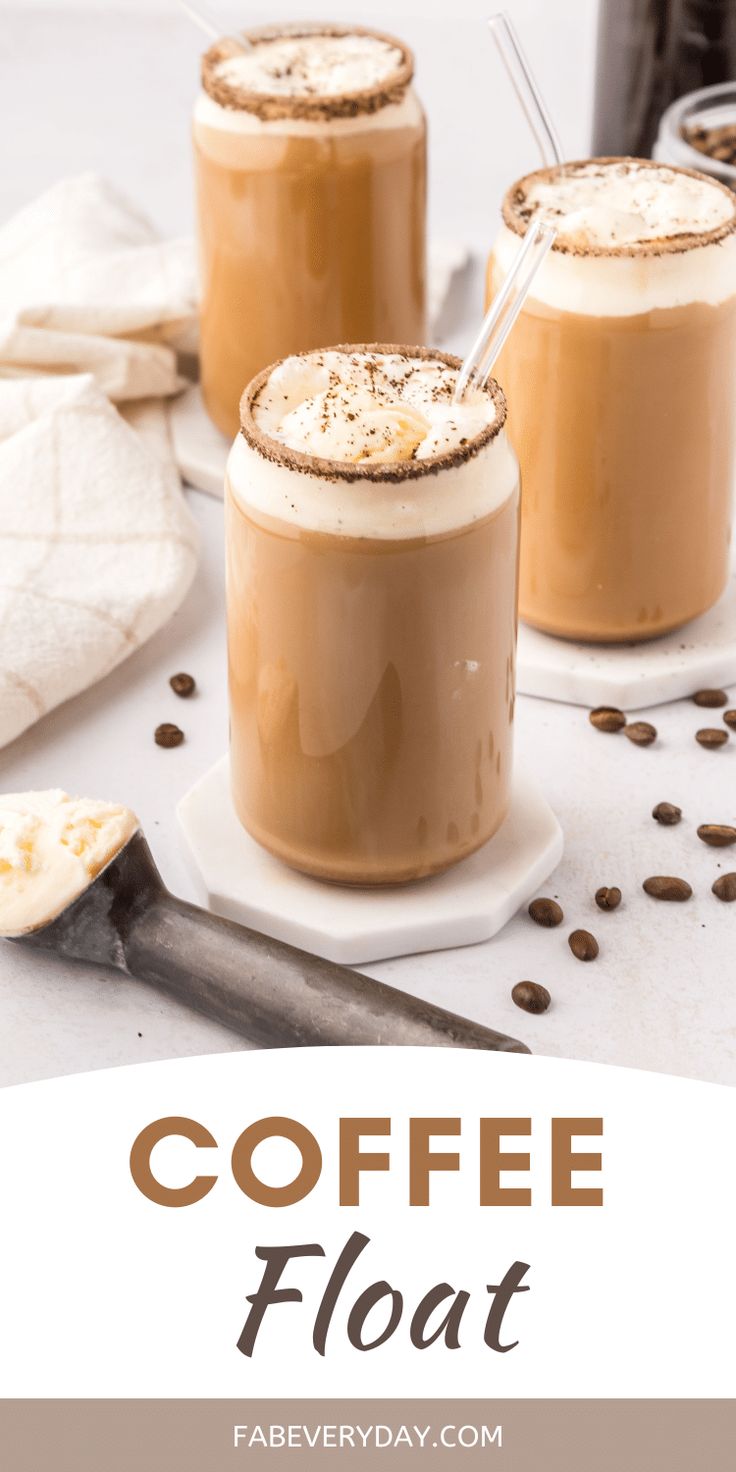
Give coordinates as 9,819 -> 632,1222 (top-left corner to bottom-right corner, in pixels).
170,383 -> 229,497
517,563 -> 736,712
177,756 -> 563,965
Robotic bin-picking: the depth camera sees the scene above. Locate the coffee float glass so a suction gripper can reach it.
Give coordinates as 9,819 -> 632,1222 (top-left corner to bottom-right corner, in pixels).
194,25 -> 427,438
487,158 -> 736,643
226,347 -> 521,885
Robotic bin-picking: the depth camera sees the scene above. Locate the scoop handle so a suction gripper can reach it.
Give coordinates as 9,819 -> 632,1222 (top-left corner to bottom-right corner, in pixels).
124,891 -> 530,1054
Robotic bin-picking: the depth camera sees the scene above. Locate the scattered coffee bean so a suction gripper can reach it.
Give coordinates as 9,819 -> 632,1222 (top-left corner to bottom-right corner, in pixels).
713,873 -> 736,902
643,875 -> 692,902
697,824 -> 736,847
595,886 -> 621,911
568,928 -> 599,961
528,896 -> 564,928
589,706 -> 626,733
155,722 -> 184,749
724,711 -> 736,731
693,688 -> 728,708
624,721 -> 657,746
695,727 -> 729,749
170,672 -> 196,698
512,980 -> 551,1015
652,801 -> 682,826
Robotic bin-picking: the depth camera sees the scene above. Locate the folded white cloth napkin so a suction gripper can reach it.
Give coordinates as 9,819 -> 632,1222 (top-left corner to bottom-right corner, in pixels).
0,174 -> 199,751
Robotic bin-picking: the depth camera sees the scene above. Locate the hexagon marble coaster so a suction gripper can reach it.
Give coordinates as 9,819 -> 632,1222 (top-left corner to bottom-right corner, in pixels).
177,756 -> 563,965
517,561 -> 736,712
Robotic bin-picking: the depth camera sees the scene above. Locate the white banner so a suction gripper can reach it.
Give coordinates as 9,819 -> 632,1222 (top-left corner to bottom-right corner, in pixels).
1,1047 -> 732,1398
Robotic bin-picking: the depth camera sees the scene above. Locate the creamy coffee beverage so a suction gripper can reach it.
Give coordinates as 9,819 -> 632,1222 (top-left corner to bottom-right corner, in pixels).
226,347 -> 520,885
194,26 -> 426,438
487,158 -> 736,642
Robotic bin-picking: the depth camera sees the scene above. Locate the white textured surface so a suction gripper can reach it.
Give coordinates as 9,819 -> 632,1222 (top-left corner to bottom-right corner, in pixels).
177,756 -> 563,964
517,560 -> 736,711
3,2 -> 736,1090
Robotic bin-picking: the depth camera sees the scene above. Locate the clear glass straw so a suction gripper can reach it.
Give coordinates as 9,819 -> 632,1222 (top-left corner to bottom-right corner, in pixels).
488,11 -> 563,168
454,216 -> 556,402
177,0 -> 252,51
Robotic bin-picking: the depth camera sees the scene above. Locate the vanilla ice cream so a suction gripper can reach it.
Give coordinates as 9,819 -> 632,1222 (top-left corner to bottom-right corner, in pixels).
213,33 -> 405,100
0,790 -> 139,937
231,348 -> 516,540
253,350 -> 495,462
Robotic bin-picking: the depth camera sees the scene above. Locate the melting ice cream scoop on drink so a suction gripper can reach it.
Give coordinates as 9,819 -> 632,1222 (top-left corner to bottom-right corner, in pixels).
252,349 -> 496,466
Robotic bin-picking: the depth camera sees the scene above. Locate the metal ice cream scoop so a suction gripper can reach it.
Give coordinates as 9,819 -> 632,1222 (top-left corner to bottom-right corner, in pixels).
8,828 -> 530,1053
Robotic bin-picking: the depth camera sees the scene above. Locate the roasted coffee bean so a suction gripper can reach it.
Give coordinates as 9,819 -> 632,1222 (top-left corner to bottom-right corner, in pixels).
595,886 -> 621,911
589,706 -> 626,732
155,722 -> 184,749
697,824 -> 736,848
643,875 -> 692,901
170,672 -> 196,698
512,981 -> 551,1015
528,897 -> 564,928
713,873 -> 736,902
652,801 -> 682,826
568,928 -> 599,961
693,689 -> 728,708
724,711 -> 736,731
696,727 -> 729,749
624,721 -> 657,746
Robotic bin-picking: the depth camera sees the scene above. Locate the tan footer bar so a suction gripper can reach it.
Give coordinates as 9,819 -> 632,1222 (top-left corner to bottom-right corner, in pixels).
0,1399 -> 733,1471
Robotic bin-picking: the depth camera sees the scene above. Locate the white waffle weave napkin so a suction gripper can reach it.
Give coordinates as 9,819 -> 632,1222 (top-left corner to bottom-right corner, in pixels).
0,174 -> 199,750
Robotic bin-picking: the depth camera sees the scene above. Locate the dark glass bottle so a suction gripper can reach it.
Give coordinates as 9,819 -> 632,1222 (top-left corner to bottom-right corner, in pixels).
592,0 -> 736,158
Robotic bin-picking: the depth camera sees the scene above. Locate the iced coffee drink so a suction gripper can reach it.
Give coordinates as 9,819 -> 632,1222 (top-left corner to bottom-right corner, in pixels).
194,26 -> 426,438
226,347 -> 520,885
487,159 -> 736,642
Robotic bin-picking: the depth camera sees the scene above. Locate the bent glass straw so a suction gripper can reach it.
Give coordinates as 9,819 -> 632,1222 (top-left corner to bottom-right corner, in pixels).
177,0 -> 252,51
488,11 -> 563,168
454,216 -> 556,402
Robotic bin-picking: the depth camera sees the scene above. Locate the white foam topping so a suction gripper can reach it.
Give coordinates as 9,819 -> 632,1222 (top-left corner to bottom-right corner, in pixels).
254,351 -> 495,461
494,162 -> 736,316
228,351 -> 518,540
519,161 -> 733,249
0,789 -> 139,937
214,33 -> 404,99
194,85 -> 421,138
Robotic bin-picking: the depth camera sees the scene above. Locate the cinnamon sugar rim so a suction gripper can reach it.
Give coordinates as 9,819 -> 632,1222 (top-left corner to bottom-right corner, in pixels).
503,156 -> 736,258
239,345 -> 507,485
201,23 -> 414,123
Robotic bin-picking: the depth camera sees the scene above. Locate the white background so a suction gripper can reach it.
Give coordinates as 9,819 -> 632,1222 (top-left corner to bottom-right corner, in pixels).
0,1046 -> 733,1397
2,1 -> 736,1089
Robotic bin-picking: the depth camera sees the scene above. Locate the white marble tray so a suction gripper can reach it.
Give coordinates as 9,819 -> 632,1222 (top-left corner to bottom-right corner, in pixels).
177,755 -> 563,965
516,566 -> 736,712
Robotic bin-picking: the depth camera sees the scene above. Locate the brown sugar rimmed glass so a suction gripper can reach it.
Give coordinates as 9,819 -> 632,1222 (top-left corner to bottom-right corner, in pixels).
225,345 -> 521,886
487,157 -> 736,644
194,24 -> 427,439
